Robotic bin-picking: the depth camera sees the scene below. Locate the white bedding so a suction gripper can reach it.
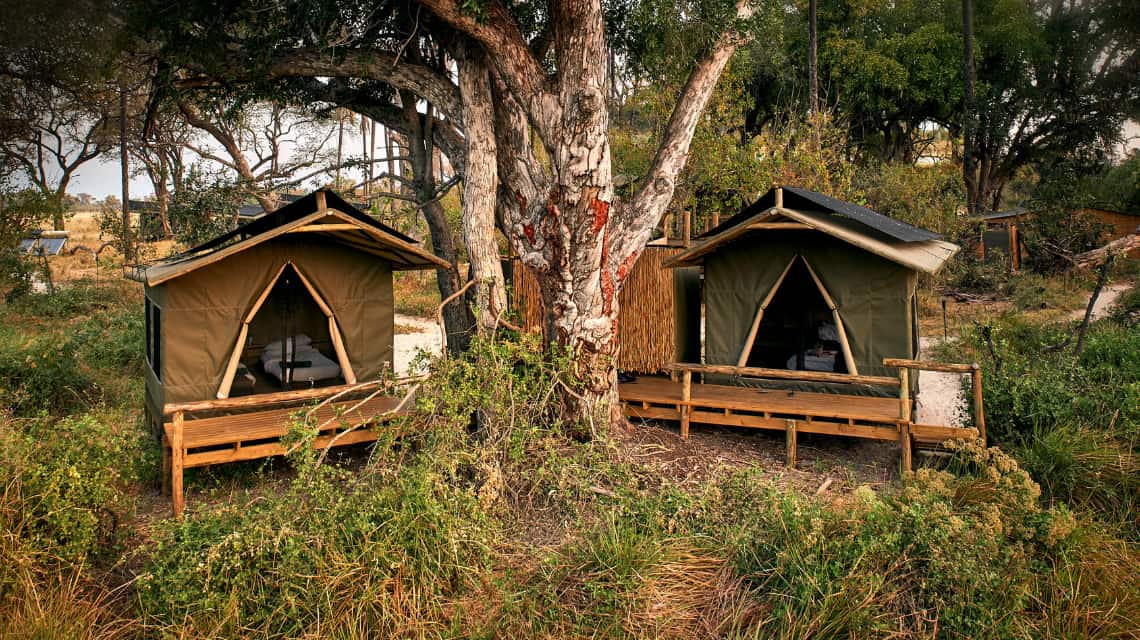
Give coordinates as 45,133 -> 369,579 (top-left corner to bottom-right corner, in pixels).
786,351 -> 837,372
261,345 -> 341,384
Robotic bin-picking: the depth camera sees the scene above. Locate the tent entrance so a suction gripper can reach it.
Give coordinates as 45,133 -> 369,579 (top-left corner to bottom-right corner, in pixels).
217,262 -> 356,399
737,256 -> 858,375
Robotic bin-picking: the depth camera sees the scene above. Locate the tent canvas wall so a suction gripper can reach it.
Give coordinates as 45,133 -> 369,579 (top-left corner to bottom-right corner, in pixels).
666,186 -> 959,394
132,190 -> 448,430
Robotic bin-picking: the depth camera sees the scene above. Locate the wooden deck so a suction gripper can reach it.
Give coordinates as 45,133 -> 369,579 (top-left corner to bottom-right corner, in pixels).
161,381 -> 409,517
619,362 -> 983,471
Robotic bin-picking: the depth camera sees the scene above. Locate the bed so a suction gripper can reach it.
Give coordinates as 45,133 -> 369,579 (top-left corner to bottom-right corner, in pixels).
259,335 -> 342,385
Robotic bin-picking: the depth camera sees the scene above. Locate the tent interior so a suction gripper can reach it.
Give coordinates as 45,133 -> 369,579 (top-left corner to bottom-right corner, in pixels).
230,263 -> 345,397
743,258 -> 847,373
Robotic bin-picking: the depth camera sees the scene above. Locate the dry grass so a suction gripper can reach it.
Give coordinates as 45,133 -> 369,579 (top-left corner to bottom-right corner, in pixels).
0,568 -> 139,640
393,270 -> 441,317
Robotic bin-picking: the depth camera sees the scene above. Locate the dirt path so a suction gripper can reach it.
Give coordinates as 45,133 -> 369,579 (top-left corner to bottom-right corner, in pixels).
393,314 -> 441,375
1068,282 -> 1130,322
915,337 -> 969,427
915,281 -> 1132,427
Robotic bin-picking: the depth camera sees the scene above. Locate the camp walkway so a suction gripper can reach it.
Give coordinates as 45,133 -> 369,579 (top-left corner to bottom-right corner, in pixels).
618,360 -> 985,470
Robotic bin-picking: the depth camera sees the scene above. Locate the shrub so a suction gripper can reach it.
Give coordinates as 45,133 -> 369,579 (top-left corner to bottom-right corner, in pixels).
0,333 -> 95,416
718,441 -> 1081,639
0,412 -> 151,568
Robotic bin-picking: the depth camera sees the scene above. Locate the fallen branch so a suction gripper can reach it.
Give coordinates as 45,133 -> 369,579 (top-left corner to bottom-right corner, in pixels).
435,278 -> 477,352
1072,228 -> 1139,269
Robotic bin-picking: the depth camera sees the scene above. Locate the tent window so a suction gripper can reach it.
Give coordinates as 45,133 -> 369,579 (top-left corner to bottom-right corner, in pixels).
147,300 -> 162,381
743,259 -> 847,373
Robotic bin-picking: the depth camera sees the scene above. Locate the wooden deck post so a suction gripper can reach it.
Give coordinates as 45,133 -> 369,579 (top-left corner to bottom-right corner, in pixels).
900,421 -> 913,473
785,419 -> 797,468
971,364 -> 986,444
680,370 -> 692,439
171,410 -> 185,518
898,367 -> 912,473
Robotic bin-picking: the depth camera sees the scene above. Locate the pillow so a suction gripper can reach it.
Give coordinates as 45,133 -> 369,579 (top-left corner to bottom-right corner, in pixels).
261,334 -> 312,360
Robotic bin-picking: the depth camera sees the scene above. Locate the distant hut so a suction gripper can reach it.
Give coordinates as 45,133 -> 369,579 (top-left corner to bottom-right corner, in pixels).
130,189 -> 448,433
665,186 -> 959,392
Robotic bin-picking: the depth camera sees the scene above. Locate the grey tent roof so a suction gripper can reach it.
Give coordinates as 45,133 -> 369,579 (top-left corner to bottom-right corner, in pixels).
703,185 -> 941,242
669,186 -> 959,274
134,189 -> 447,285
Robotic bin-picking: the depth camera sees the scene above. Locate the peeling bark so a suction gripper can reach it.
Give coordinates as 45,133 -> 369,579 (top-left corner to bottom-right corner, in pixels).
446,0 -> 756,431
459,48 -> 507,331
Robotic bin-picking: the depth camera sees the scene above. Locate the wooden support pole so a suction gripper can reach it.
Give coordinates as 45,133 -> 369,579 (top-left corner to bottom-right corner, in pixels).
786,419 -> 797,468
900,421 -> 913,473
899,367 -> 912,473
680,370 -> 692,439
971,364 -> 985,444
682,210 -> 691,247
315,190 -> 327,211
898,367 -> 911,423
171,411 -> 185,518
775,186 -> 784,209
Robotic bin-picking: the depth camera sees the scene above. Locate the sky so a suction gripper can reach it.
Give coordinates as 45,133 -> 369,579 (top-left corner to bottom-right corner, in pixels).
62,119 -> 1140,201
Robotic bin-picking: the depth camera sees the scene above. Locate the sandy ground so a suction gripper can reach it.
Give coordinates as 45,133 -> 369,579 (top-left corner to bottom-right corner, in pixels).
915,281 -> 1131,426
1069,282 -> 1130,321
393,314 -> 442,375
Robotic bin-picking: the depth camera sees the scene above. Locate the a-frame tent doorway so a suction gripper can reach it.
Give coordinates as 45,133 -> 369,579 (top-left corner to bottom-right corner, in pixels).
218,262 -> 357,399
737,255 -> 858,375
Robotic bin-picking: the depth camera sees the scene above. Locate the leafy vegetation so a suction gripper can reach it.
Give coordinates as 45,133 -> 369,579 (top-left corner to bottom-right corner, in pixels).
0,276 -> 1137,638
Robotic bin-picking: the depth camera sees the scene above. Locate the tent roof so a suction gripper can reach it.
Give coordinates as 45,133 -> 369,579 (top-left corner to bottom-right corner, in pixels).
134,189 -> 449,286
703,185 -> 942,242
666,186 -> 959,274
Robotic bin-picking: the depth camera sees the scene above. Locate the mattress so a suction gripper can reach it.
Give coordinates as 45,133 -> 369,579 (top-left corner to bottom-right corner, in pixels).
262,346 -> 341,384
786,351 -> 837,372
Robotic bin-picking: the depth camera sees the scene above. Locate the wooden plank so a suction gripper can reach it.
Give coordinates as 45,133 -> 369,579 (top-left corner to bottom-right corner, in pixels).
165,397 -> 401,449
620,378 -> 901,423
669,408 -> 900,440
749,222 -> 812,230
625,405 -> 680,421
971,367 -> 986,444
899,367 -> 911,423
164,380 -> 386,415
185,428 -> 381,468
172,411 -> 184,518
910,424 -> 980,443
665,363 -> 899,388
289,223 -> 360,232
883,358 -> 976,374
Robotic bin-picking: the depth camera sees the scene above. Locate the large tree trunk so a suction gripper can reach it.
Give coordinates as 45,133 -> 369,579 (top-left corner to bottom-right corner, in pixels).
400,89 -> 476,354
458,48 -> 507,331
425,0 -> 752,431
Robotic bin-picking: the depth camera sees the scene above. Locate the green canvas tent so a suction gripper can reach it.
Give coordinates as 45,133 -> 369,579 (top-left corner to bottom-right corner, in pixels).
130,189 -> 448,431
665,186 -> 959,394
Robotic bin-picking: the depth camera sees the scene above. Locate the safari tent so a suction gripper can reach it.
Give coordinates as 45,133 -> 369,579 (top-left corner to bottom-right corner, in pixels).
665,186 -> 960,392
131,189 -> 448,431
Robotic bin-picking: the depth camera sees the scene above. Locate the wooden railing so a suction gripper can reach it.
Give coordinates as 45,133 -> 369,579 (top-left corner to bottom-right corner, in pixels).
882,358 -> 985,472
162,379 -> 388,416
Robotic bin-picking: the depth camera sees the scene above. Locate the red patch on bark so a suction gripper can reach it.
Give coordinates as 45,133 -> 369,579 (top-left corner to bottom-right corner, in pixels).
615,250 -> 640,281
600,229 -> 615,316
522,223 -> 536,244
514,190 -> 527,210
589,198 -> 609,234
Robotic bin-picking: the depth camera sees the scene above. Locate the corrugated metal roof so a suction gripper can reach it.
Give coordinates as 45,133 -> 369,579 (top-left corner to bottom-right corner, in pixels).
701,185 -> 942,242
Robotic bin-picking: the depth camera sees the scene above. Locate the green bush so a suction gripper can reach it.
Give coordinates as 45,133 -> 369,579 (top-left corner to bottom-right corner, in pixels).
719,441 -> 1078,639
0,333 -> 95,416
0,412 -> 151,568
137,459 -> 493,637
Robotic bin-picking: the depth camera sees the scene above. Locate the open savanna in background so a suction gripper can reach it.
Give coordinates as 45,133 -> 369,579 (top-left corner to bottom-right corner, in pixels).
3,0 -> 1140,637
